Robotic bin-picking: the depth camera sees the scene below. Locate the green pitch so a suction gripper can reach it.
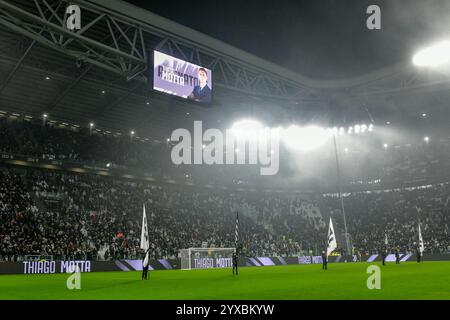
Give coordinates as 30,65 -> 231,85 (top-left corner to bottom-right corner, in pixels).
1,261 -> 449,300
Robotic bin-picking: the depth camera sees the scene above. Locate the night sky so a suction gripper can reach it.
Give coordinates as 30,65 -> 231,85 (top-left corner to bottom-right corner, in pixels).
123,0 -> 450,80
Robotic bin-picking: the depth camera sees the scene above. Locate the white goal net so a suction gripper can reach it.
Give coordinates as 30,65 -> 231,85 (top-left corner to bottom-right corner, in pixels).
179,248 -> 236,270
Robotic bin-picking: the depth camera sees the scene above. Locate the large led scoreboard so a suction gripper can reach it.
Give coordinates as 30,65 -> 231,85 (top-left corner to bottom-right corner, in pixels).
152,50 -> 213,104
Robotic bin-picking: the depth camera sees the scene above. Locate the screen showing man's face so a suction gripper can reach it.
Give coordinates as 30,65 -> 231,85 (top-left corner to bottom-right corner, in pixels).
153,51 -> 212,103
198,70 -> 207,86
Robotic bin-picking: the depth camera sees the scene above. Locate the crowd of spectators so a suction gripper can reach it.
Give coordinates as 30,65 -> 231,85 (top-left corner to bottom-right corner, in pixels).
1,164 -> 449,262
0,117 -> 165,170
323,184 -> 450,254
338,141 -> 450,186
0,117 -> 449,262
1,117 -> 450,189
1,167 -> 325,261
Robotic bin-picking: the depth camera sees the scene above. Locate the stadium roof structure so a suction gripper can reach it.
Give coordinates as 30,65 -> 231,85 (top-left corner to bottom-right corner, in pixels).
0,0 -> 450,138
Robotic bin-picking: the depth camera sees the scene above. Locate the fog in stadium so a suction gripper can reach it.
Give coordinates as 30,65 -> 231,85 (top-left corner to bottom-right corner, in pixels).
0,0 -> 449,305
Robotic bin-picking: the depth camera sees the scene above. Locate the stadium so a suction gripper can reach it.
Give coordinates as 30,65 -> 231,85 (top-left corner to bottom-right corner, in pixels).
0,0 -> 449,305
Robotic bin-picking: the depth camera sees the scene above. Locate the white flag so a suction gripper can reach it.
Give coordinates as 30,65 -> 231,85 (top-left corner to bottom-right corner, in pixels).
140,204 -> 149,251
418,224 -> 424,254
327,217 -> 337,257
384,233 -> 388,246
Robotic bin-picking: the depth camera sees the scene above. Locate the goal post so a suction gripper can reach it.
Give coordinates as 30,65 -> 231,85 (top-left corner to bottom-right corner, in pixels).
179,248 -> 236,270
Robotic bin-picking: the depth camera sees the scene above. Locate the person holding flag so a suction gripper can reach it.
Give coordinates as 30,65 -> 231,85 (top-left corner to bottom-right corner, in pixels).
321,251 -> 327,270
417,223 -> 424,263
324,217 -> 337,270
140,204 -> 150,280
395,248 -> 400,264
381,248 -> 387,266
142,248 -> 150,280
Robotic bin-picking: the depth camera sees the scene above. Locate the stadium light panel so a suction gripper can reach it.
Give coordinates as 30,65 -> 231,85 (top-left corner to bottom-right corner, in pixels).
413,41 -> 450,67
230,119 -> 264,142
282,125 -> 331,151
331,127 -> 338,135
361,124 -> 367,133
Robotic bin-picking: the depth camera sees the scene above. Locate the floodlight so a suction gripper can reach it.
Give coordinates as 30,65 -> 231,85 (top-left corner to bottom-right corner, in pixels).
361,124 -> 367,133
413,41 -> 450,67
282,125 -> 331,151
230,119 -> 264,141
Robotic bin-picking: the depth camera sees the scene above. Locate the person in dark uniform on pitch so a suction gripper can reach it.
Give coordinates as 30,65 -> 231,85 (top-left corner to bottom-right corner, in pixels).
142,248 -> 150,280
395,248 -> 400,264
381,249 -> 387,266
357,249 -> 362,262
321,251 -> 328,270
416,247 -> 422,263
232,251 -> 239,276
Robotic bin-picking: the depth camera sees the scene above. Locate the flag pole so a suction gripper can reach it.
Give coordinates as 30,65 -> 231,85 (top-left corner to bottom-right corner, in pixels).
332,134 -> 351,256
235,211 -> 239,255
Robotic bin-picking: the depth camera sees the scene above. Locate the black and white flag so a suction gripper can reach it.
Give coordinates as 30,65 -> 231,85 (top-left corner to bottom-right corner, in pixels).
418,223 -> 424,254
140,204 -> 149,267
327,217 -> 337,257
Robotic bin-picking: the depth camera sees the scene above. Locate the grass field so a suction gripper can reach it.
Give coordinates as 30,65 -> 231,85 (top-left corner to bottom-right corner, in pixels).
1,261 -> 449,300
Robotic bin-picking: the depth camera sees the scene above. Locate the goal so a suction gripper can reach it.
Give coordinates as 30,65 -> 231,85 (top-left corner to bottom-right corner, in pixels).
179,248 -> 236,270
24,255 -> 54,261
